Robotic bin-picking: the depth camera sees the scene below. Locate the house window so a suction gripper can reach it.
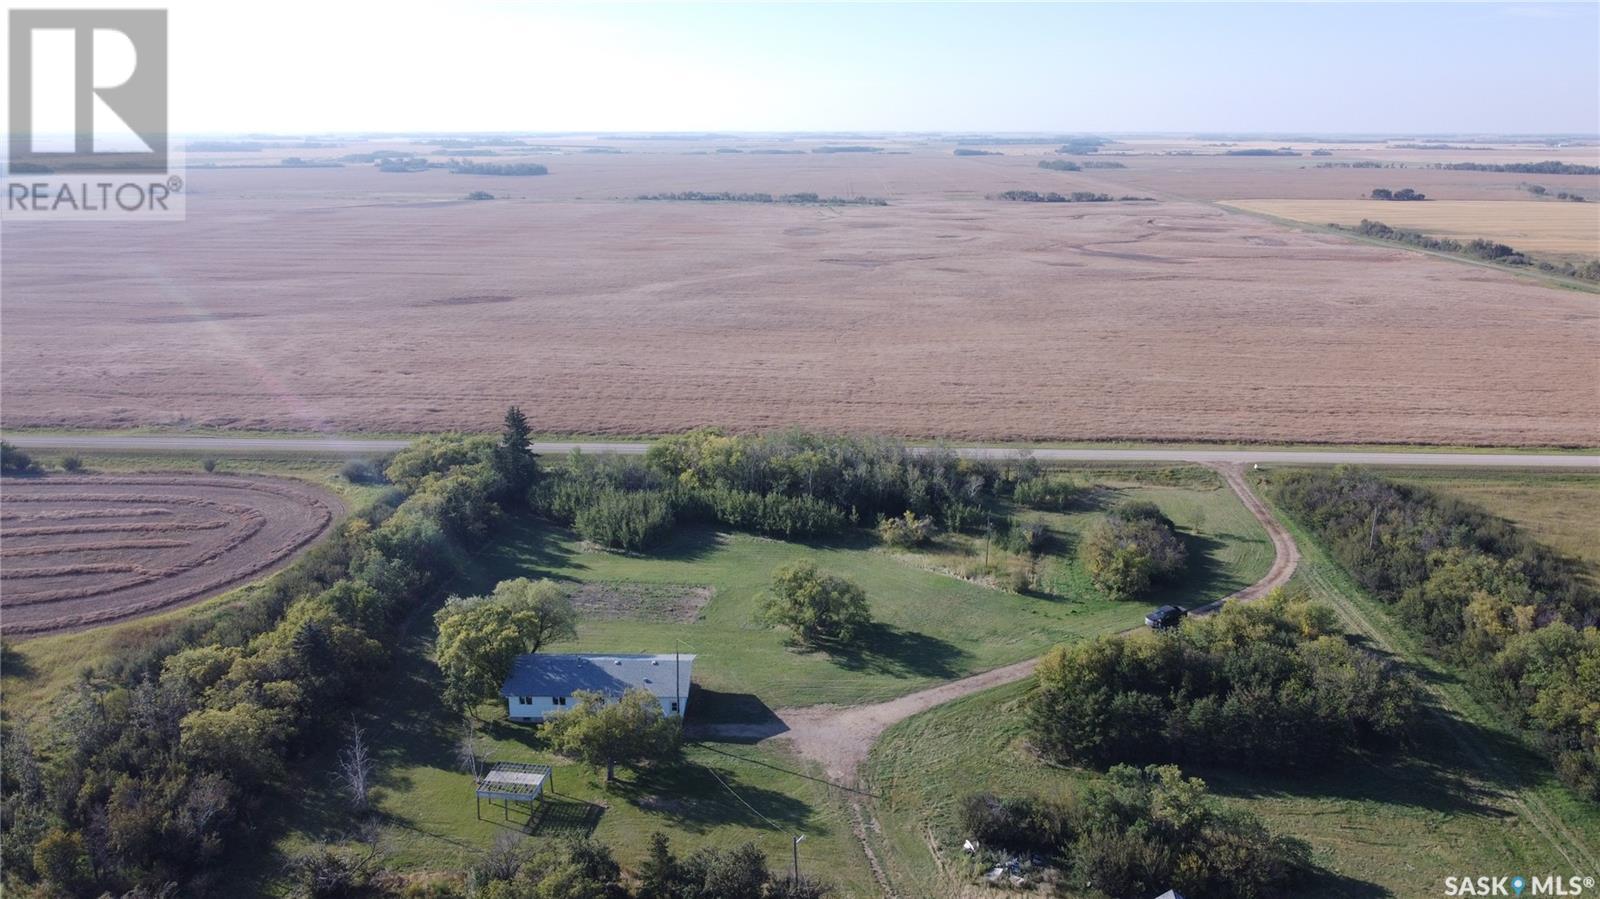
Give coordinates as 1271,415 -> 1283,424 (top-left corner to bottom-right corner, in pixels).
553,696 -> 567,706
518,696 -> 532,705
670,701 -> 679,713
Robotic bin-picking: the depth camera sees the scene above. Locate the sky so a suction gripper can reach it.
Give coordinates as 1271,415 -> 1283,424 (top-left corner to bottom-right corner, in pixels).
9,1 -> 1600,135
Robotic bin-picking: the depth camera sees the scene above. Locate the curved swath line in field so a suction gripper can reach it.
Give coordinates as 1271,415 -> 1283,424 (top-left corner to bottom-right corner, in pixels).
0,539 -> 192,557
0,475 -> 339,634
3,513 -> 265,606
5,520 -> 234,537
0,507 -> 174,523
5,562 -> 150,578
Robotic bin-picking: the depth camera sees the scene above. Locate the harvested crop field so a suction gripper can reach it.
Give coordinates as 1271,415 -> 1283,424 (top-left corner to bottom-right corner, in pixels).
1223,199 -> 1600,256
2,140 -> 1598,446
0,474 -> 341,635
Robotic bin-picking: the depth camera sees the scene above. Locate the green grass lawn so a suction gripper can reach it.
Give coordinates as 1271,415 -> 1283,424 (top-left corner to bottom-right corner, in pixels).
250,471 -> 1271,892
859,470 -> 1600,899
865,672 -> 1590,899
252,626 -> 879,896
457,476 -> 1270,712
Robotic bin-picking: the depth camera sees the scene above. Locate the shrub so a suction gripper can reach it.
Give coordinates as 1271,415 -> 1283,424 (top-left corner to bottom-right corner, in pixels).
1,441 -> 36,474
201,457 -> 218,473
340,459 -> 384,484
762,561 -> 871,645
958,791 -> 1071,854
59,455 -> 82,472
573,489 -> 676,551
877,511 -> 934,547
464,190 -> 495,200
1079,502 -> 1187,600
998,518 -> 1048,555
1011,474 -> 1076,511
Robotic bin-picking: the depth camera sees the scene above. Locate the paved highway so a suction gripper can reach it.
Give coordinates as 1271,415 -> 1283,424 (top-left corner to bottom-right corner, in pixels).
5,434 -> 1597,468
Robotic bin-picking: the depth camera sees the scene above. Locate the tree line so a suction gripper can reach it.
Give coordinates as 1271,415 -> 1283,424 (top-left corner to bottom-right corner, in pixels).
635,192 -> 887,206
449,160 -> 550,176
1430,160 -> 1600,175
1369,187 -> 1426,200
1338,219 -> 1600,283
1026,590 -> 1419,771
991,190 -> 1154,203
532,429 -> 1061,551
1273,468 -> 1600,796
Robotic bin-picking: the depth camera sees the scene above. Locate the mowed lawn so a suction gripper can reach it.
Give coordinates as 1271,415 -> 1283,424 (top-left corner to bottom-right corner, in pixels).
257,472 -> 1273,891
455,476 -> 1273,711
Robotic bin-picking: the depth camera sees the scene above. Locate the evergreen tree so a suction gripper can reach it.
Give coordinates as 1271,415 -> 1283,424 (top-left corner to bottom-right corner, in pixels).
494,405 -> 538,501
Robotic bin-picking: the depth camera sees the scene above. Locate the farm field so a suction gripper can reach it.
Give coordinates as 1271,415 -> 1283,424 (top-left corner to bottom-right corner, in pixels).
3,139 -> 1598,446
1382,469 -> 1600,571
0,473 -> 341,635
1224,198 -> 1600,256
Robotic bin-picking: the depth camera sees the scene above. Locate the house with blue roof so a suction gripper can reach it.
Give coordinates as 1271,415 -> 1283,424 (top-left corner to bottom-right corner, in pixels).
500,653 -> 696,722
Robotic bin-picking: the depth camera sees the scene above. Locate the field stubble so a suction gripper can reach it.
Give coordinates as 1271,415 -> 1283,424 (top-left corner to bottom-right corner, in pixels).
2,150 -> 1596,446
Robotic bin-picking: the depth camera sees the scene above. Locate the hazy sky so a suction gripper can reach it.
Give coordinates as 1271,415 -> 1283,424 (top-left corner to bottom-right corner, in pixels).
48,1 -> 1600,134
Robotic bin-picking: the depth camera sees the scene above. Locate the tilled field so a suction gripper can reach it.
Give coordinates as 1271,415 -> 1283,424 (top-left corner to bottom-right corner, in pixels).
3,142 -> 1597,445
0,474 -> 340,635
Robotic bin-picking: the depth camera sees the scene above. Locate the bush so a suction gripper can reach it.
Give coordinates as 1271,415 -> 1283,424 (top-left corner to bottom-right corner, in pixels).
1079,502 -> 1187,600
998,517 -> 1048,555
1011,474 -> 1076,511
1,441 -> 37,474
201,457 -> 218,473
340,459 -> 384,484
573,489 -> 676,551
59,455 -> 82,472
464,190 -> 495,200
958,791 -> 1071,854
964,767 -> 1306,897
762,561 -> 871,646
877,511 -> 934,547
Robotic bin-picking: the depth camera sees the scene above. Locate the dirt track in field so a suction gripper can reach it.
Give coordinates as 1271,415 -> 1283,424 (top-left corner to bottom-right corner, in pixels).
697,464 -> 1299,785
0,474 -> 341,635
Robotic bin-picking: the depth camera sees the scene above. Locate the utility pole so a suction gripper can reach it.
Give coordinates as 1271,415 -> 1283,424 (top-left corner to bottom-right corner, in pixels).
792,833 -> 805,880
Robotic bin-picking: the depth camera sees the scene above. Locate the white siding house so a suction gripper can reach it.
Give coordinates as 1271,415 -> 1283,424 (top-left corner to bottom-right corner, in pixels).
501,653 -> 695,722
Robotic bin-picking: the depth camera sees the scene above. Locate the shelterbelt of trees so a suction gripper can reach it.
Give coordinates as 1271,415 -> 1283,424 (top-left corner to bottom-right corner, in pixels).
533,428 -> 1073,551
1027,591 -> 1420,771
1274,468 -> 1600,797
1,413 -> 540,896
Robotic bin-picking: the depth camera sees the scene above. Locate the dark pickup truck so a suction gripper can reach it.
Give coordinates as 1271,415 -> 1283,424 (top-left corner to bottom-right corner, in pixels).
1145,605 -> 1186,630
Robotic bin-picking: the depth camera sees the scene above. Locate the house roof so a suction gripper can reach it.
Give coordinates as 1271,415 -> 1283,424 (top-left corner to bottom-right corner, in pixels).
500,653 -> 695,702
